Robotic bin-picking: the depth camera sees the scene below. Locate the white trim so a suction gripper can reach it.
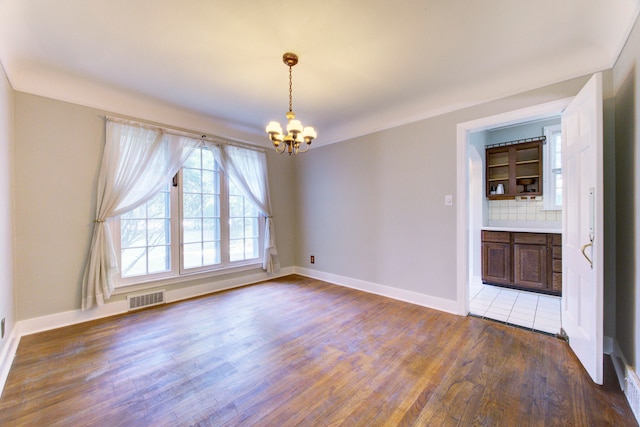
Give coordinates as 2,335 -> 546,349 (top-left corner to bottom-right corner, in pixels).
295,267 -> 459,315
0,326 -> 21,398
456,98 -> 574,317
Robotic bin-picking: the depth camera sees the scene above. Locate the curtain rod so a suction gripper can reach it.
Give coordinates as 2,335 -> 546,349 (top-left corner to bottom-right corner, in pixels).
105,115 -> 266,153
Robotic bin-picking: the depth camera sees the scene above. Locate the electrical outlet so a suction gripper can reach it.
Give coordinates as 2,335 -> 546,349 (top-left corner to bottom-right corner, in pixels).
1,318 -> 4,339
310,255 -> 315,264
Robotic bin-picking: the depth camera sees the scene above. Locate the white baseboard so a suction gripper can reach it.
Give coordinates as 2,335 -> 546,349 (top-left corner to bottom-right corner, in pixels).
0,326 -> 20,398
294,267 -> 459,315
610,338 -> 640,424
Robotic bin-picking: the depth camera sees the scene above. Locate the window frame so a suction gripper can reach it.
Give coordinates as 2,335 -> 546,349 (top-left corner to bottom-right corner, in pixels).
543,124 -> 562,211
112,149 -> 265,290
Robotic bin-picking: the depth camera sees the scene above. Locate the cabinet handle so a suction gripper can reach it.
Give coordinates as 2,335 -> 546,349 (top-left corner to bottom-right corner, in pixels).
581,241 -> 593,269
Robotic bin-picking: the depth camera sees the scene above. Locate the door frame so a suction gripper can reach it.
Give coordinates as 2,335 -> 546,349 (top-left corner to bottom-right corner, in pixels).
455,98 -> 573,315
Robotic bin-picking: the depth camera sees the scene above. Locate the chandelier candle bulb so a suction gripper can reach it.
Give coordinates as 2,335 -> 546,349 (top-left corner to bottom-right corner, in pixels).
287,119 -> 303,134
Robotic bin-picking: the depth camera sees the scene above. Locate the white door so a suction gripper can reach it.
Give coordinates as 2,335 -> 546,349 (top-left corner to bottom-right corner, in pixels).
561,73 -> 604,385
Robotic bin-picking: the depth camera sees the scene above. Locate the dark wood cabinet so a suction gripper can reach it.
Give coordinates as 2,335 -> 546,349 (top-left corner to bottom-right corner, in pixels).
481,230 -> 561,295
551,233 -> 562,293
483,243 -> 511,285
486,138 -> 543,200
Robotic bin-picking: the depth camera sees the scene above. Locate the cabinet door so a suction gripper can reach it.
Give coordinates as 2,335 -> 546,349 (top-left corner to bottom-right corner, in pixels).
482,242 -> 511,285
513,243 -> 548,290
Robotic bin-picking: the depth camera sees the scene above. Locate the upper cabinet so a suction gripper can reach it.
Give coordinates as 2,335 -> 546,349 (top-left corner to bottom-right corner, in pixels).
486,137 -> 544,200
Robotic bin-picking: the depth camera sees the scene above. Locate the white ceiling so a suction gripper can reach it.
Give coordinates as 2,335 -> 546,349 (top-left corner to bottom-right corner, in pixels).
0,0 -> 638,145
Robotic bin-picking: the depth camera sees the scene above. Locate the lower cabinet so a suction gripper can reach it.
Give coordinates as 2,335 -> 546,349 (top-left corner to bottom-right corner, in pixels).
481,230 -> 561,295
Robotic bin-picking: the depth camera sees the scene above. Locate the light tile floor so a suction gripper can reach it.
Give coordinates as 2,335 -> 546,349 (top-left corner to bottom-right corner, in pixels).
469,283 -> 561,335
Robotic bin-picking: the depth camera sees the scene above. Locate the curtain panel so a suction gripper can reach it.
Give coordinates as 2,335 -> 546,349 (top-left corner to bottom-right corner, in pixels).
81,119 -> 200,310
212,144 -> 281,273
82,118 -> 280,310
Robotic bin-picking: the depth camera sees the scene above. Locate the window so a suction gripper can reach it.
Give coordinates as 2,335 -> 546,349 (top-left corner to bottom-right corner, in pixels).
543,124 -> 562,210
115,146 -> 263,286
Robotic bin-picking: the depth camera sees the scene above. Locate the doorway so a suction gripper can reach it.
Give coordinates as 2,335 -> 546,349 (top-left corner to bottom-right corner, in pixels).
467,118 -> 562,334
455,98 -> 572,318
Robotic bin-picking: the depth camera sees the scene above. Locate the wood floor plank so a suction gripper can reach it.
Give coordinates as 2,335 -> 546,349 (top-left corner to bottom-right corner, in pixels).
0,275 -> 636,426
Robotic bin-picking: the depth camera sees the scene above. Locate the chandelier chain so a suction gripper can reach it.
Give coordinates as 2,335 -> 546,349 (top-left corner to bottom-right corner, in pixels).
288,66 -> 293,112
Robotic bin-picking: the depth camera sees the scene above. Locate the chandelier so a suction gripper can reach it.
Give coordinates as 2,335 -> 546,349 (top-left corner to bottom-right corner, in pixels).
265,52 -> 317,155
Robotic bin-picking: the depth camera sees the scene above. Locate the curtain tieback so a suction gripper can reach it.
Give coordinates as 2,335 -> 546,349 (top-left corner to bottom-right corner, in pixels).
94,219 -> 106,223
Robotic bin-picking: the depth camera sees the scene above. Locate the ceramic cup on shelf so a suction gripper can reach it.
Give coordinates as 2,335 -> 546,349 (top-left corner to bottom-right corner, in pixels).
496,184 -> 504,194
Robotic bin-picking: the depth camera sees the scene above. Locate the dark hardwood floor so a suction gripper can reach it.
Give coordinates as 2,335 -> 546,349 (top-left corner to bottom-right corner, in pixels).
0,275 -> 636,426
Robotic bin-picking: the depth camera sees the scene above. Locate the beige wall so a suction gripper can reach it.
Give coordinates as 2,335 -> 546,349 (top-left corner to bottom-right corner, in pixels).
12,93 -> 296,320
613,13 -> 640,369
294,76 -> 590,302
0,63 -> 15,357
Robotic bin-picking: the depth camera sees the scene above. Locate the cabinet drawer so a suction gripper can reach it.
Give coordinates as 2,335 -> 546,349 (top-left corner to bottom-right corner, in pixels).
551,234 -> 562,245
553,259 -> 562,273
553,245 -> 562,259
482,231 -> 510,243
513,233 -> 547,245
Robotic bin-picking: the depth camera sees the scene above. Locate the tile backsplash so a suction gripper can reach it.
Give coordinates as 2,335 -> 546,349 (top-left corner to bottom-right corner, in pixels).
489,199 -> 561,222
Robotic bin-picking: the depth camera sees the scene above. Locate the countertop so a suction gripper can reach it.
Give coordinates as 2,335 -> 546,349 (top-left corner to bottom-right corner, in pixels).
482,221 -> 561,234
482,226 -> 561,234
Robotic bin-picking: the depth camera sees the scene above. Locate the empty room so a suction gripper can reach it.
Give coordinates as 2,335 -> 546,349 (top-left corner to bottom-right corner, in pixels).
1,1 -> 640,425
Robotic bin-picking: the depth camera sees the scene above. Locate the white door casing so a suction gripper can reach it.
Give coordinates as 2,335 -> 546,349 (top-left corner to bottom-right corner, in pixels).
561,73 -> 604,385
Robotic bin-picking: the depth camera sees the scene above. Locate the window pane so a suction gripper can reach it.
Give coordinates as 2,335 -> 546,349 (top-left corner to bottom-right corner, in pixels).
184,242 -> 203,269
183,219 -> 202,244
555,175 -> 563,206
246,238 -> 259,259
148,245 -> 170,273
230,218 -> 244,239
147,219 -> 169,245
121,204 -> 146,220
203,241 -> 220,265
147,192 -> 169,218
229,195 -> 244,217
203,218 -> 220,241
202,170 -> 217,194
202,149 -> 215,170
183,168 -> 202,193
245,202 -> 259,217
245,217 -> 258,238
229,239 -> 244,262
183,149 -> 201,169
121,248 -> 147,277
121,219 -> 147,248
183,193 -> 202,218
203,195 -> 219,217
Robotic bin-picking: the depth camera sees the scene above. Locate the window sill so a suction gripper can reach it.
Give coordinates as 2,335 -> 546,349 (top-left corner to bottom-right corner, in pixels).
111,262 -> 263,296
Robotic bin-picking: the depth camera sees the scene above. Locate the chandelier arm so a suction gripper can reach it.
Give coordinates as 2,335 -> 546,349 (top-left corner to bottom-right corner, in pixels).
274,143 -> 287,154
296,143 -> 311,154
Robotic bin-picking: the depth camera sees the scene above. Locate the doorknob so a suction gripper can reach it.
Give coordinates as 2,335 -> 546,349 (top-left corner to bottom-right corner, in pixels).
581,239 -> 593,269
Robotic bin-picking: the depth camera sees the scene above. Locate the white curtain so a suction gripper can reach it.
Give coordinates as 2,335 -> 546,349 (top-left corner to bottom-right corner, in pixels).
82,119 -> 201,310
213,144 -> 281,273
